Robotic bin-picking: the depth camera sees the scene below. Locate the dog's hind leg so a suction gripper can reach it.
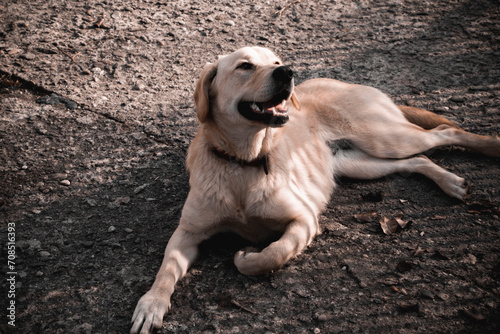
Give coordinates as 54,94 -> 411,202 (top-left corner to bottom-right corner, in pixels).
333,150 -> 468,200
353,123 -> 500,159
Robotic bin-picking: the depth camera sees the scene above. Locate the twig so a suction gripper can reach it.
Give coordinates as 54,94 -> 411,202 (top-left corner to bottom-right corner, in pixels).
230,299 -> 258,315
94,14 -> 105,28
59,49 -> 82,71
92,14 -> 110,29
275,0 -> 303,17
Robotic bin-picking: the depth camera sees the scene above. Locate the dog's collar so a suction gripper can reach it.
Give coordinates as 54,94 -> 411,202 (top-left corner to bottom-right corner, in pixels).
211,147 -> 269,175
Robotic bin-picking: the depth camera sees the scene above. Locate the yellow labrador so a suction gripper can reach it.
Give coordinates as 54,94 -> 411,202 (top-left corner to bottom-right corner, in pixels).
131,46 -> 500,333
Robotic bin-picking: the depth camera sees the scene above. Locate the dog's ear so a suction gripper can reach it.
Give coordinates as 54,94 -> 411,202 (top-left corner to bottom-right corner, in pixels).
194,62 -> 218,123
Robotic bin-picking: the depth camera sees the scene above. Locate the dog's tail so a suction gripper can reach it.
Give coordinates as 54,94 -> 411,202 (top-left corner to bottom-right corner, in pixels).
398,105 -> 462,130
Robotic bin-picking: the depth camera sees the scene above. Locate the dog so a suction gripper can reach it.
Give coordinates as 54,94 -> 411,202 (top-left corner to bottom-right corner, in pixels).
131,46 -> 500,334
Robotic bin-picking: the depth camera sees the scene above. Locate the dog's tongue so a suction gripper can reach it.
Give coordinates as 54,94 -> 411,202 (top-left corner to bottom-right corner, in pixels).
262,100 -> 287,116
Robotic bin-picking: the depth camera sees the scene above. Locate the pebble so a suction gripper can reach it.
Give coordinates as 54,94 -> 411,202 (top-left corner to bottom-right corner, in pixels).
450,96 -> 465,103
108,226 -> 116,233
112,50 -> 126,58
225,20 -> 235,26
437,292 -> 449,301
8,48 -> 23,55
113,196 -> 130,206
314,310 -> 333,322
36,93 -> 78,110
21,53 -> 36,60
132,83 -> 146,91
421,290 -> 434,299
76,116 -> 94,125
86,199 -> 97,207
134,183 -> 149,194
39,251 -> 51,258
82,241 -> 94,248
60,180 -> 71,186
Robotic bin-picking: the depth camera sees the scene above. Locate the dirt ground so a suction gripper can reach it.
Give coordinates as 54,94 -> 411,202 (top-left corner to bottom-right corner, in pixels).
1,0 -> 500,333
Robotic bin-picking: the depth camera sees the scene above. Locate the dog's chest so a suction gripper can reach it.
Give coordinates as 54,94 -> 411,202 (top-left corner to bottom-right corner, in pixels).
220,166 -> 328,233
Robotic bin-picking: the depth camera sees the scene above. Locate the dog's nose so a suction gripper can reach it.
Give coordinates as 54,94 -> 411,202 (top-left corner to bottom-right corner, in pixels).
272,66 -> 294,83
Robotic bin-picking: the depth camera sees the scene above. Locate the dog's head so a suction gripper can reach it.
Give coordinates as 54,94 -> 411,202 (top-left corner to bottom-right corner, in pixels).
194,46 -> 300,128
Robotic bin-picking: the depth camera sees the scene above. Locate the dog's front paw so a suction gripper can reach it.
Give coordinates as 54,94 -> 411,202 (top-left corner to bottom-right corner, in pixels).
130,290 -> 171,334
234,247 -> 271,276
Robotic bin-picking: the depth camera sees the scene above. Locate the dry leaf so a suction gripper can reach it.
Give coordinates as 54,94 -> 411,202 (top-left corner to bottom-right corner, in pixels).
379,217 -> 391,234
379,216 -> 410,235
394,217 -> 410,229
354,211 -> 377,223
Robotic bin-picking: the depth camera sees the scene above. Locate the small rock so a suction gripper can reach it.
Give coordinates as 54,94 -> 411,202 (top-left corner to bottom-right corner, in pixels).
108,226 -> 116,233
36,271 -> 44,276
26,239 -> 42,250
21,53 -> 36,60
36,93 -> 78,110
76,116 -> 94,125
82,241 -> 94,248
53,173 -> 68,180
421,290 -> 434,299
8,48 -> 23,55
450,96 -> 465,103
462,253 -> 477,265
86,199 -> 97,207
39,251 -> 51,258
125,228 -> 133,233
60,180 -> 71,186
112,50 -> 127,57
225,20 -> 235,26
113,196 -> 130,206
132,83 -> 146,91
437,292 -> 449,301
134,183 -> 149,194
35,126 -> 48,135
314,309 -> 333,322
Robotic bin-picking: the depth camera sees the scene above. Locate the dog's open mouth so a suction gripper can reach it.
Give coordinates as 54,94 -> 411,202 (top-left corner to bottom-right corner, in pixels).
238,92 -> 291,127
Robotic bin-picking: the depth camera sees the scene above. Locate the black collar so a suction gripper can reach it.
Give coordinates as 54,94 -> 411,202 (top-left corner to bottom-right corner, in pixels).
211,147 -> 269,175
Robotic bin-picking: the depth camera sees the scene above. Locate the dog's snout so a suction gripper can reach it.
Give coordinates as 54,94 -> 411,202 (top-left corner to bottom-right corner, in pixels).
272,66 -> 294,83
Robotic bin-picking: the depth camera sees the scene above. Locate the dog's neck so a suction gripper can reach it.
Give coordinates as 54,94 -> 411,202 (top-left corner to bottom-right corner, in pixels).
203,121 -> 278,162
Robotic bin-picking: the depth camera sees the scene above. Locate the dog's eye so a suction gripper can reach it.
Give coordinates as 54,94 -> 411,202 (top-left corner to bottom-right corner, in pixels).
237,62 -> 254,70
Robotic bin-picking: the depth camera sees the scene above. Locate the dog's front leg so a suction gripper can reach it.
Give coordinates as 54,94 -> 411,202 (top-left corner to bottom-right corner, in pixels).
130,225 -> 205,334
234,215 -> 319,276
